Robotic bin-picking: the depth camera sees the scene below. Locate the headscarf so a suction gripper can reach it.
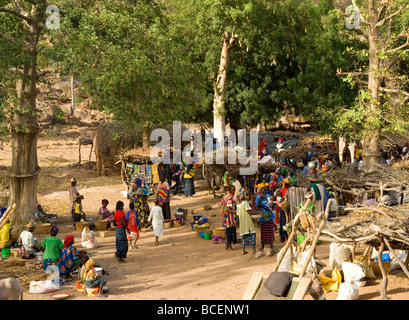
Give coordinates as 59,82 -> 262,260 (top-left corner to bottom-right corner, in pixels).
280,168 -> 287,175
69,178 -> 76,188
238,188 -> 247,200
64,235 -> 74,247
83,259 -> 96,281
255,183 -> 266,194
50,225 -> 59,235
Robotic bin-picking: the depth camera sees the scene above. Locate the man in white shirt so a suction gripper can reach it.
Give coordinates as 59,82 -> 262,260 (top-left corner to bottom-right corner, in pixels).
18,221 -> 40,258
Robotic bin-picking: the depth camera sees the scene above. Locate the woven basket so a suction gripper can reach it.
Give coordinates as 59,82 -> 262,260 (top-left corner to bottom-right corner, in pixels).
164,221 -> 172,229
173,219 -> 182,226
194,223 -> 210,236
75,221 -> 90,232
35,223 -> 51,234
212,227 -> 226,239
94,220 -> 108,230
85,286 -> 100,297
370,259 -> 391,276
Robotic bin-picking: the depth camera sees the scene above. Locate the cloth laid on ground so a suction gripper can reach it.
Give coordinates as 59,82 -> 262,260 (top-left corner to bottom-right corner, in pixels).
81,227 -> 98,249
318,267 -> 342,293
263,271 -> 298,297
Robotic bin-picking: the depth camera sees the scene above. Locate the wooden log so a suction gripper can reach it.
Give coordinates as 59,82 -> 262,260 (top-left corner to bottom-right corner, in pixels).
298,199 -> 331,278
241,271 -> 265,300
376,235 -> 388,300
292,276 -> 313,300
273,197 -> 312,272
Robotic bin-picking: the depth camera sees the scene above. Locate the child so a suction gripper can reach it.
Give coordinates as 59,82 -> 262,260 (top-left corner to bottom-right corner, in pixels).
126,202 -> 140,249
42,225 -> 64,271
148,199 -> 164,245
237,188 -> 258,255
73,196 -> 87,225
99,199 -> 114,228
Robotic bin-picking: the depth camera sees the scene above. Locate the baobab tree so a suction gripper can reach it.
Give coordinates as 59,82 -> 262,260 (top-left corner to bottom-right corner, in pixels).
338,0 -> 409,173
0,0 -> 49,224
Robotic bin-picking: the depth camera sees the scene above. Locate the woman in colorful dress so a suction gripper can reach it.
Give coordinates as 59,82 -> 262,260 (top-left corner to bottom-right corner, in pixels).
113,201 -> 130,262
80,259 -> 107,293
157,172 -> 171,220
255,185 -> 276,251
221,185 -> 238,250
135,194 -> 149,230
57,235 -> 88,279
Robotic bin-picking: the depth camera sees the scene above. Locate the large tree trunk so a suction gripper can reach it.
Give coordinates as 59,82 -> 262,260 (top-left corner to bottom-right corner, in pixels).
9,61 -> 41,225
362,1 -> 381,173
7,2 -> 45,224
213,31 -> 237,145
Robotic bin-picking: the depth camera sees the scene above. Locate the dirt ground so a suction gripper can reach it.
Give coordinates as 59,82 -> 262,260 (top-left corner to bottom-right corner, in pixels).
1,132 -> 409,301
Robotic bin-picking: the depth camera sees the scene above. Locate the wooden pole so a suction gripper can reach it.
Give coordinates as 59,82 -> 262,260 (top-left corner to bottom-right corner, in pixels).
376,235 -> 388,300
383,237 -> 409,279
0,204 -> 16,230
298,199 -> 331,278
273,195 -> 312,272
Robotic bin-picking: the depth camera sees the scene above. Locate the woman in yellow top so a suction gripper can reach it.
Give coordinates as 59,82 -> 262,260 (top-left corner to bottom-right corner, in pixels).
183,157 -> 195,198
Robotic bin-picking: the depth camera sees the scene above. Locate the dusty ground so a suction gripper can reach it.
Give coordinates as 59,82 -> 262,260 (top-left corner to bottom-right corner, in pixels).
1,132 -> 409,301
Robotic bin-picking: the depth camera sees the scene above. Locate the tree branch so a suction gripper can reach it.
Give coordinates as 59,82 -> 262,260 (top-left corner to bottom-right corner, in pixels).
379,87 -> 409,98
336,70 -> 369,77
386,34 -> 409,53
0,7 -> 33,23
376,5 -> 406,28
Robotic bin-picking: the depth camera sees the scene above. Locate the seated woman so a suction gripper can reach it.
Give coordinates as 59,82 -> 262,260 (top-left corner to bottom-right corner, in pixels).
18,221 -> 40,259
35,204 -> 58,223
35,204 -> 48,223
57,235 -> 88,279
80,259 -> 107,293
0,221 -> 12,249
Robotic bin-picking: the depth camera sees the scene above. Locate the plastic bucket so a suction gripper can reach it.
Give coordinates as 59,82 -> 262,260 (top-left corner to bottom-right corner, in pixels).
204,232 -> 212,240
199,231 -> 205,238
1,248 -> 10,257
75,280 -> 85,292
85,286 -> 100,297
